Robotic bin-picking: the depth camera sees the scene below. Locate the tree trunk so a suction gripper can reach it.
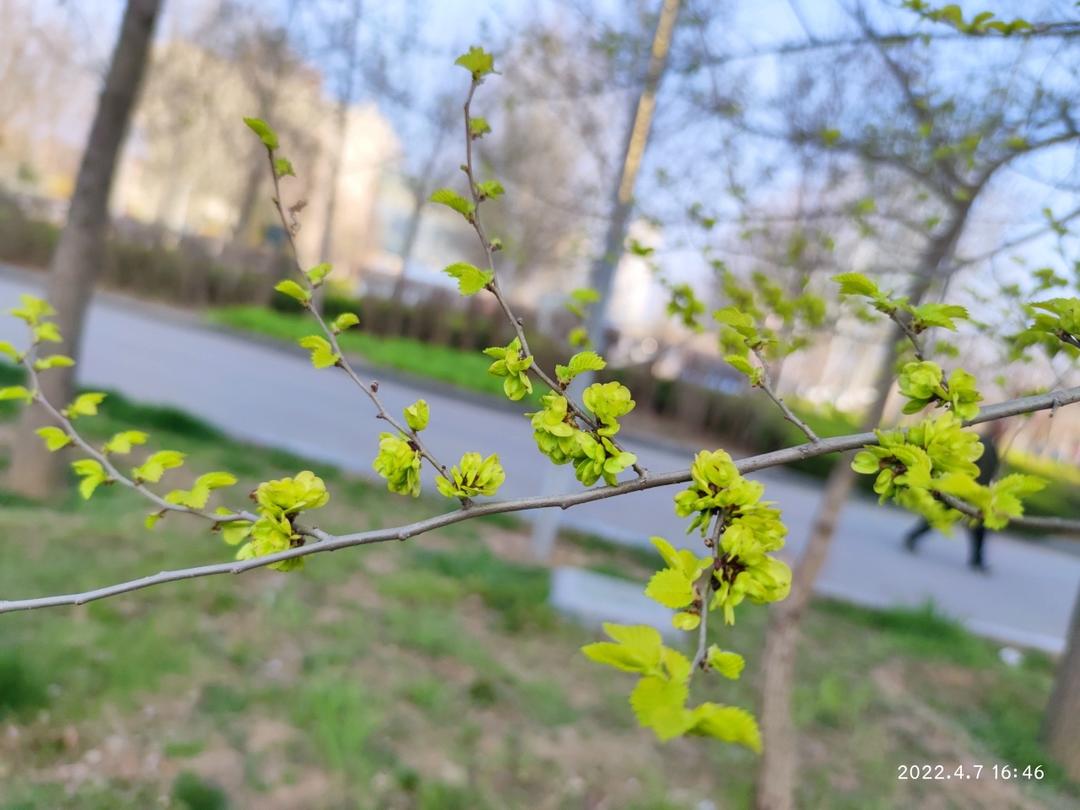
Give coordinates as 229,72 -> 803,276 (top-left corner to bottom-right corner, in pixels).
529,0 -> 682,559
389,190 -> 426,304
230,157 -> 265,244
753,211 -> 968,810
1044,583 -> 1080,779
6,0 -> 161,498
312,97 -> 348,314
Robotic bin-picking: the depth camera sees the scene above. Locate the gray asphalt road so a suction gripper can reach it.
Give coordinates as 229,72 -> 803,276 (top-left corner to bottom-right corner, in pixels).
1,268 -> 1077,652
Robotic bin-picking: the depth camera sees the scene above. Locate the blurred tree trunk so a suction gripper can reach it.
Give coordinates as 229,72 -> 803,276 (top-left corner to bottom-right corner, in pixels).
312,96 -> 348,313
754,212 -> 967,810
1045,583 -> 1080,779
530,0 -> 681,559
389,190 -> 426,304
391,115 -> 452,305
230,159 -> 264,244
7,0 -> 162,498
312,0 -> 361,314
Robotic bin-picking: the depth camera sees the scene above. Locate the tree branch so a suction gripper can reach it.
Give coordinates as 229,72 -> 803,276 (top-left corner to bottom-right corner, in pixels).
263,149 -> 458,490
457,75 -> 646,477
751,346 -> 821,443
2,385 -> 1076,615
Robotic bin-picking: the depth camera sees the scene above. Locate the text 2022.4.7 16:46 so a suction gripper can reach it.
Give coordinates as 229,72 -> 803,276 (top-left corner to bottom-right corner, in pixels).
897,764 -> 1045,781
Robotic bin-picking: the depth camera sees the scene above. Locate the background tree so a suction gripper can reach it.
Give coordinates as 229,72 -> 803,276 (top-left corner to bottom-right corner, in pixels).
6,0 -> 162,498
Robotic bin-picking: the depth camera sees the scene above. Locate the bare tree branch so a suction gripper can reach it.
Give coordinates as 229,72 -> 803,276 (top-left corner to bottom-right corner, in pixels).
2,385 -> 1076,615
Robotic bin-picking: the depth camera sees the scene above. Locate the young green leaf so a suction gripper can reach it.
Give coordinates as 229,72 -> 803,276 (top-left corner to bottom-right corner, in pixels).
165,471 -> 237,510
911,302 -> 969,332
443,262 -> 493,295
331,312 -> 359,333
274,279 -> 311,304
706,646 -> 745,679
33,354 -> 75,370
305,263 -> 332,287
555,350 -> 607,384
404,399 -> 430,432
435,452 -> 506,499
832,272 -> 881,298
103,430 -> 149,455
36,426 -> 71,452
72,458 -> 108,500
132,450 -> 186,483
645,568 -> 695,609
274,157 -> 295,177
476,179 -> 504,199
243,117 -> 279,149
454,45 -> 496,78
468,117 -> 492,138
298,335 -> 340,369
9,294 -> 54,325
430,188 -> 475,218
0,385 -> 33,404
0,340 -> 20,362
64,392 -> 106,419
34,322 -> 61,343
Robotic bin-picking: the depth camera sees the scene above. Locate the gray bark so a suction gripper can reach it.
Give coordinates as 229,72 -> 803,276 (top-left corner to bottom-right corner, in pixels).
7,0 -> 162,498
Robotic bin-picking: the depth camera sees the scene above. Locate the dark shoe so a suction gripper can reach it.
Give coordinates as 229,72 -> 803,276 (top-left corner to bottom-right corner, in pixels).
903,535 -> 918,553
970,562 -> 990,575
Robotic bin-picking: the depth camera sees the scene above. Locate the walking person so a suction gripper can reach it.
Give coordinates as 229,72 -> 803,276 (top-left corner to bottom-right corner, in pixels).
902,420 -> 1006,571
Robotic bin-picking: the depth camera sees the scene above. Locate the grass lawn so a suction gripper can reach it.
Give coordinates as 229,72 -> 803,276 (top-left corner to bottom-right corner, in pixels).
208,307 -> 525,403
0,384 -> 1076,809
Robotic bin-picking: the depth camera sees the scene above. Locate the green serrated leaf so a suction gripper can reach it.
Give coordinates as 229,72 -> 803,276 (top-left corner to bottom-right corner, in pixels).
64,392 -> 106,418
104,430 -> 149,455
36,426 -> 71,451
645,568 -> 695,609
454,45 -> 496,78
132,450 -> 186,483
706,646 -> 745,680
443,262 -> 493,296
832,272 -> 881,298
298,335 -> 340,369
555,350 -> 607,384
430,188 -> 475,218
72,458 -> 108,500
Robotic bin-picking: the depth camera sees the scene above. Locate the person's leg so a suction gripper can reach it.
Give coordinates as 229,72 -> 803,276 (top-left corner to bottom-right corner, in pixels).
903,518 -> 932,552
969,523 -> 987,570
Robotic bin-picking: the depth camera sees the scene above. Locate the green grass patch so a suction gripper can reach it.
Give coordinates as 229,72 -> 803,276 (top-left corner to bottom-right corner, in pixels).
816,599 -> 997,667
171,772 -> 230,810
0,385 -> 1076,807
209,306 -> 532,402
0,648 -> 48,720
407,546 -> 554,631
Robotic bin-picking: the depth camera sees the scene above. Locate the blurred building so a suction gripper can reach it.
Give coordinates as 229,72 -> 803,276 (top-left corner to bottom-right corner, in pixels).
109,39 -> 397,283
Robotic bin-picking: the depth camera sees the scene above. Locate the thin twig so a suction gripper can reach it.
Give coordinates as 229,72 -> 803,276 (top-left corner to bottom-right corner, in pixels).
458,77 -> 646,477
2,385 -> 1076,615
263,150 -> 457,489
20,340 -> 265,530
691,514 -> 725,672
751,347 -> 820,443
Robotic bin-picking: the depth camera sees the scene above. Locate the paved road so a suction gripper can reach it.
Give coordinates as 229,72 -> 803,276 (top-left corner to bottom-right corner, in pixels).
1,269 -> 1077,652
